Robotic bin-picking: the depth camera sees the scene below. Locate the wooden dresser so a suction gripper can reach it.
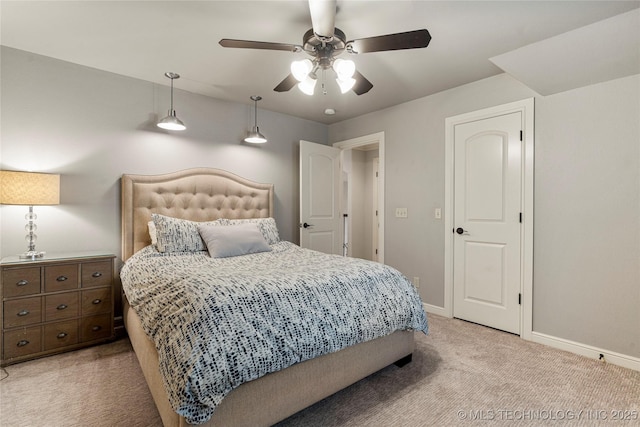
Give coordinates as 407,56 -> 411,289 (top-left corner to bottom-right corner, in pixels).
1,252 -> 115,366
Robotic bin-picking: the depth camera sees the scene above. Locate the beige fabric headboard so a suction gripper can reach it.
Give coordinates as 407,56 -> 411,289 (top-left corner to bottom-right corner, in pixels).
121,168 -> 274,261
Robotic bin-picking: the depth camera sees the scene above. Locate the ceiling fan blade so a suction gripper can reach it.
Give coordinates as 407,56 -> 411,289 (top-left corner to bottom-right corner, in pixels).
308,0 -> 336,38
274,74 -> 298,92
219,39 -> 300,52
352,70 -> 373,95
348,29 -> 431,54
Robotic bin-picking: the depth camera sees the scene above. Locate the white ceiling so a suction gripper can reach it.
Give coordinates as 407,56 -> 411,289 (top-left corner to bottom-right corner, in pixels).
2,1 -> 639,124
490,9 -> 640,95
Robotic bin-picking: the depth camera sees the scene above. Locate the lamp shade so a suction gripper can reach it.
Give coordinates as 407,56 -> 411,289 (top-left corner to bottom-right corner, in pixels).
157,110 -> 186,131
0,171 -> 60,205
291,59 -> 313,82
244,127 -> 267,144
333,58 -> 355,80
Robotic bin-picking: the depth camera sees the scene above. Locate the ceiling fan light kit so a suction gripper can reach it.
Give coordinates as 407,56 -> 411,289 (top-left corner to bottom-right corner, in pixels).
157,72 -> 186,131
333,58 -> 356,93
298,76 -> 317,96
291,59 -> 314,81
219,0 -> 431,98
336,77 -> 356,94
333,58 -> 355,80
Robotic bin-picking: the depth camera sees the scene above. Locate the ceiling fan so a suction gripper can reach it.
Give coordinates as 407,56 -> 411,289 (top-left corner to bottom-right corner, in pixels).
219,0 -> 431,96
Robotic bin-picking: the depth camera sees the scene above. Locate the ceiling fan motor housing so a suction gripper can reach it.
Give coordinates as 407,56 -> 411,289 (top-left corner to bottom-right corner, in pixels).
303,28 -> 347,69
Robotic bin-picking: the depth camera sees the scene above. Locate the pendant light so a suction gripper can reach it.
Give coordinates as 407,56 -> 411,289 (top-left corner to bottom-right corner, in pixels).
244,95 -> 267,144
157,72 -> 186,131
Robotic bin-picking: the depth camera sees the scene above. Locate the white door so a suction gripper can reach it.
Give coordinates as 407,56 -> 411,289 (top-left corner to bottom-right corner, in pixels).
299,140 -> 342,254
453,112 -> 522,334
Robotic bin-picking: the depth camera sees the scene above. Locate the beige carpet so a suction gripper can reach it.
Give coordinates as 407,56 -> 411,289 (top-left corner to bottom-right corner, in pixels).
1,315 -> 638,426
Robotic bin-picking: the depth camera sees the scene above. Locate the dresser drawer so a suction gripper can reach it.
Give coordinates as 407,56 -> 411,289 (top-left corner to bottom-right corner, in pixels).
45,292 -> 79,322
2,268 -> 41,298
45,264 -> 79,292
3,297 -> 42,328
81,261 -> 113,288
3,326 -> 42,360
80,314 -> 112,342
44,320 -> 79,350
81,288 -> 112,316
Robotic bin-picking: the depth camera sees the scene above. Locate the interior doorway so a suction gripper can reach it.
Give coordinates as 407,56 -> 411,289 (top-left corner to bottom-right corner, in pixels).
334,132 -> 385,264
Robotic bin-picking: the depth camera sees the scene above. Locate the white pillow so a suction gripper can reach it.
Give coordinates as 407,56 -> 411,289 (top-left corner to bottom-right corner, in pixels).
198,223 -> 272,258
218,217 -> 280,245
148,221 -> 157,246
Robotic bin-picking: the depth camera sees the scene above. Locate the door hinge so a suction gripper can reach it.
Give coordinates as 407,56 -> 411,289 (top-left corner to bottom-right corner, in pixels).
520,130 -> 523,141
376,171 -> 379,177
375,249 -> 378,254
518,293 -> 522,305
519,212 -> 522,223
375,210 -> 378,216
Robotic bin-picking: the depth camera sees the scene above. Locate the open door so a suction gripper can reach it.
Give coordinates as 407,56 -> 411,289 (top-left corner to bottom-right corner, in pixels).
299,140 -> 342,254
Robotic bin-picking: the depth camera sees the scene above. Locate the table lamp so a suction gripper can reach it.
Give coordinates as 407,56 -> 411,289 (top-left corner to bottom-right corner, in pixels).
0,170 -> 60,259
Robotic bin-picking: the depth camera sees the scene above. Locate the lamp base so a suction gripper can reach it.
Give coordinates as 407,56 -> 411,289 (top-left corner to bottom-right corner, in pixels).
19,250 -> 46,260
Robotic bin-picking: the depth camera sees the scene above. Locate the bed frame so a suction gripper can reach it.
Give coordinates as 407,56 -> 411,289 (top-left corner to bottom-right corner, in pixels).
121,168 -> 414,427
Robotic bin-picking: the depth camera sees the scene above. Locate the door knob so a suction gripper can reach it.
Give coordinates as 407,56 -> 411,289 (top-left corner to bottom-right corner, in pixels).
456,227 -> 466,235
301,222 -> 314,229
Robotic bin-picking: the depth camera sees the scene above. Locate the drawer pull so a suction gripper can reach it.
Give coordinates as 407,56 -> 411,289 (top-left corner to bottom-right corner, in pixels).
57,332 -> 68,339
56,304 -> 68,310
17,340 -> 30,347
56,275 -> 68,282
91,272 -> 103,278
17,309 -> 30,317
92,299 -> 102,305
16,279 -> 29,287
91,325 -> 102,332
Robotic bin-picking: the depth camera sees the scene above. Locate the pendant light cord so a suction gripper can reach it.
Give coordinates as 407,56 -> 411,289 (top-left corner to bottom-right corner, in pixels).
250,95 -> 262,129
254,98 -> 258,128
170,77 -> 174,112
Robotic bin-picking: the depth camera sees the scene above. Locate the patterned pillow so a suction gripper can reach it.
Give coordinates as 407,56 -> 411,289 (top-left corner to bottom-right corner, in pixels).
151,213 -> 222,253
218,217 -> 280,245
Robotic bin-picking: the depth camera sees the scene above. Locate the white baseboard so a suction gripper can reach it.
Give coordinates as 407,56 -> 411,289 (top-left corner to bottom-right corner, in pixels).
530,331 -> 640,372
423,303 -> 448,318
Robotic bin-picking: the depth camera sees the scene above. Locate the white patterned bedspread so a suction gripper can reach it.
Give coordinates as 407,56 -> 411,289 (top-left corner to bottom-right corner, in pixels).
120,241 -> 428,424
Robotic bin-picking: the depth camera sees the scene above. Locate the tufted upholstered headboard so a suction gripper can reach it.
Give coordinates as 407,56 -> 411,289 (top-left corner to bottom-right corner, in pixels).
121,168 -> 274,261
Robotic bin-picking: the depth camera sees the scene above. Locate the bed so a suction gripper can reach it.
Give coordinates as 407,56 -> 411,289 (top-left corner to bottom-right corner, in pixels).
120,167 -> 428,426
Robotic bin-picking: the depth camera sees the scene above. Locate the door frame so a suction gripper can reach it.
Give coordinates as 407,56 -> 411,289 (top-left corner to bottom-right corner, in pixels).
444,99 -> 534,339
334,132 -> 385,264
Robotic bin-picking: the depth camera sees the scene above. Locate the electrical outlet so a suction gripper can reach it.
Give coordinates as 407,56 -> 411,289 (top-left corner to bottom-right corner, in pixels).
395,207 -> 408,218
434,208 -> 442,219
413,277 -> 420,289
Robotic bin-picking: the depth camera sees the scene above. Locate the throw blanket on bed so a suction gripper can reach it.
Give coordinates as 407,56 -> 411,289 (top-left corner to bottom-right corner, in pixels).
121,241 -> 428,424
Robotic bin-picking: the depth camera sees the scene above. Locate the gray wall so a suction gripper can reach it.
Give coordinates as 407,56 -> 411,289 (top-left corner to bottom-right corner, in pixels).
0,47 -> 328,261
534,76 -> 639,357
329,73 -> 640,359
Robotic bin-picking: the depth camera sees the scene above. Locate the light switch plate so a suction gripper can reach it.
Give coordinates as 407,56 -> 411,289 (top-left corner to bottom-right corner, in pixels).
395,207 -> 408,218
